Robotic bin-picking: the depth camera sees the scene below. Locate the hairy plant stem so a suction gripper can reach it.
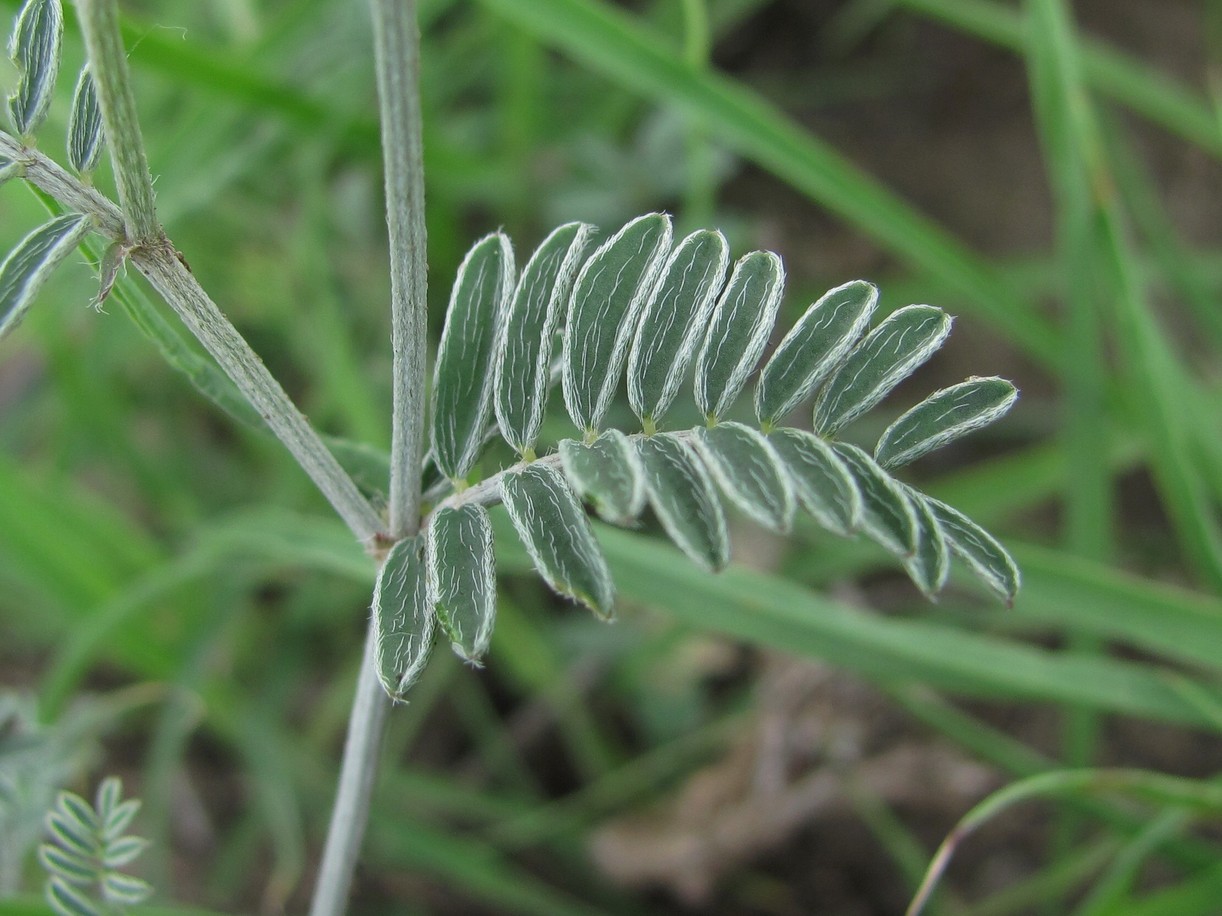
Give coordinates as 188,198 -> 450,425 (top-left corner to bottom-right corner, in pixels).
0,133 -> 384,544
309,2 -> 429,914
75,0 -> 158,243
372,0 -> 430,541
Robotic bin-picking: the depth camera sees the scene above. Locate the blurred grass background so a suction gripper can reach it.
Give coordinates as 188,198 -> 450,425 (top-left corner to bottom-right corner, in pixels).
2,0 -> 1222,913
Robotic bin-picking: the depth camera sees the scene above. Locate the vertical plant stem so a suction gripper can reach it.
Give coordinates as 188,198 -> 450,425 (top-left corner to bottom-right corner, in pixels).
308,626 -> 391,916
75,0 -> 159,242
310,3 -> 429,913
374,0 -> 430,540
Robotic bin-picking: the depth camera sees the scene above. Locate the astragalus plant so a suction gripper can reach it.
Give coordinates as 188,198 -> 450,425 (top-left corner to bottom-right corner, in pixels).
1,0 -> 1018,913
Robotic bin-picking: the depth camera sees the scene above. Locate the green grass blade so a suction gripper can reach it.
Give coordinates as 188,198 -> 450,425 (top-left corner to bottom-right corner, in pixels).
627,228 -> 729,425
501,463 -> 615,618
692,421 -> 794,532
754,279 -> 877,428
562,212 -> 671,436
693,249 -> 783,421
431,232 -> 515,482
558,430 -> 645,526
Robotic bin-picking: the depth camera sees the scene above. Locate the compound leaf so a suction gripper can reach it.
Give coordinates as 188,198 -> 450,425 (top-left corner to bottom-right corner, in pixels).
559,429 -> 645,526
637,433 -> 729,572
815,305 -> 952,436
1,213 -> 93,342
426,504 -> 496,664
372,535 -> 435,699
67,66 -> 104,177
431,232 -> 515,482
692,421 -> 794,532
875,377 -> 1019,468
627,228 -> 729,424
832,442 -> 917,557
7,0 -> 62,138
755,279 -> 877,426
494,221 -> 592,455
694,250 -> 784,421
924,494 -> 1021,606
767,427 -> 861,536
501,463 -> 615,618
904,486 -> 950,598
562,212 -> 671,435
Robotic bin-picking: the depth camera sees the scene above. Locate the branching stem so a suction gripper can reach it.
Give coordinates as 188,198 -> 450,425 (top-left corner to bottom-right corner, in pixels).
0,134 -> 384,545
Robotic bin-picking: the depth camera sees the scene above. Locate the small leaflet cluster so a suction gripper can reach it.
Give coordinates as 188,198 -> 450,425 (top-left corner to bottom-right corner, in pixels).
1,0 -> 106,343
39,777 -> 152,916
373,213 -> 1021,701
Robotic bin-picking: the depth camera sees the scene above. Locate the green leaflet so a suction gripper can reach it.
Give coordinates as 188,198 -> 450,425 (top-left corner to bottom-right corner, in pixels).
0,156 -> 22,186
558,429 -> 645,526
431,233 -> 515,482
875,377 -> 1019,468
501,463 -> 615,618
562,212 -> 672,434
767,427 -> 861,536
636,432 -> 729,572
48,875 -> 100,916
67,66 -> 104,177
832,442 -> 917,557
903,485 -> 950,598
372,536 -> 435,700
754,279 -> 877,426
100,872 -> 152,906
692,421 -> 794,532
426,504 -> 496,664
814,304 -> 953,436
694,250 -> 784,421
627,229 -> 729,424
494,222 -> 592,455
924,494 -> 1021,607
7,0 -> 62,138
1,213 -> 92,342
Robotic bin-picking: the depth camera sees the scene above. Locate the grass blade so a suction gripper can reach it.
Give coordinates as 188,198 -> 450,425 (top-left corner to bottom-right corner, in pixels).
494,221 -> 592,456
558,430 -> 645,526
693,249 -> 783,421
755,279 -> 877,427
501,463 -> 615,618
636,432 -> 729,572
431,232 -> 515,482
875,377 -> 1019,469
0,213 -> 92,342
627,228 -> 729,425
562,212 -> 671,436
